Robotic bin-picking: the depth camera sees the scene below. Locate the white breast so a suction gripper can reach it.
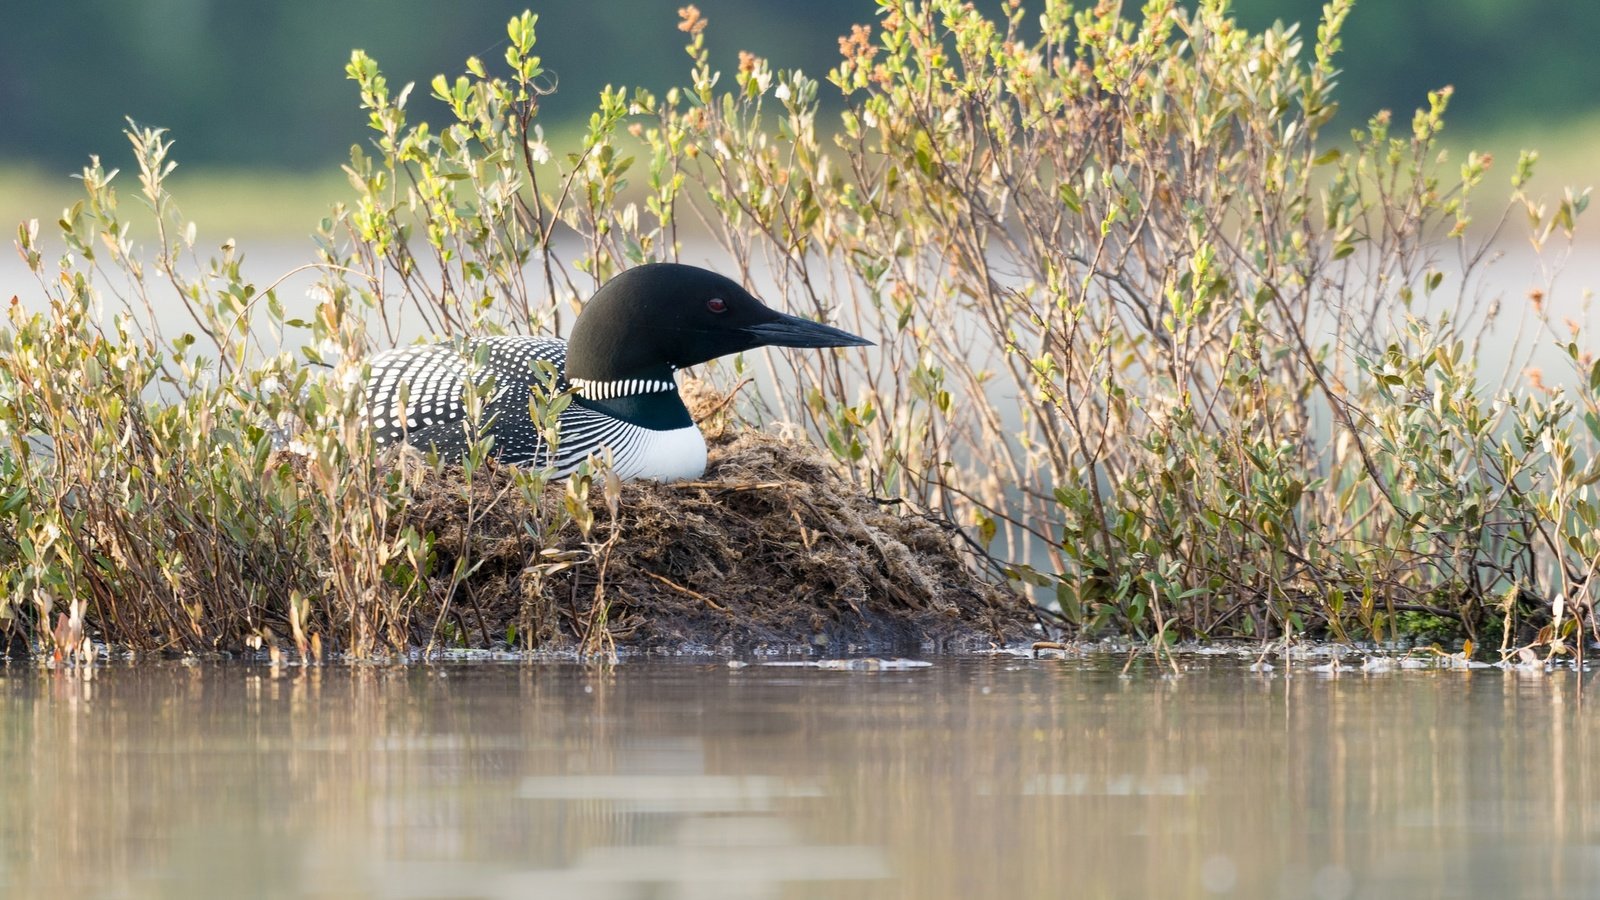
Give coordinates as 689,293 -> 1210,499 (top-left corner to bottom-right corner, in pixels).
605,423 -> 708,482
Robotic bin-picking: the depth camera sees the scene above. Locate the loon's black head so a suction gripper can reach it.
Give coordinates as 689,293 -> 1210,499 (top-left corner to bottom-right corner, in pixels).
565,263 -> 872,382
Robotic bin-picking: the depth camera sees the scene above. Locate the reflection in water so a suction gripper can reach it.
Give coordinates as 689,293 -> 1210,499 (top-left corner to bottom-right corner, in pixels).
0,657 -> 1597,899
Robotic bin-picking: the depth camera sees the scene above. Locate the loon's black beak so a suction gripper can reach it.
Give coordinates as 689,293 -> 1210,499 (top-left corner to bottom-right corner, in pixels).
743,311 -> 874,349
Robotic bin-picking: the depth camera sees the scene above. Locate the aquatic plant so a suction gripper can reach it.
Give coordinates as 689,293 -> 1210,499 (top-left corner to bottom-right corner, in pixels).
0,0 -> 1593,658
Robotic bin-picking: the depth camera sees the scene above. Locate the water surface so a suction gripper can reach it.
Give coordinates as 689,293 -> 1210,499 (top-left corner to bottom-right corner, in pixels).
0,656 -> 1595,899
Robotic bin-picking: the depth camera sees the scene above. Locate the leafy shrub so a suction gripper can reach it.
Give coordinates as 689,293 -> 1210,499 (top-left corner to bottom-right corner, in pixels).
0,0 -> 1593,658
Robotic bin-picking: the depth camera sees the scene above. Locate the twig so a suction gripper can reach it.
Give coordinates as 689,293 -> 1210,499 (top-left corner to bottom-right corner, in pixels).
644,571 -> 727,612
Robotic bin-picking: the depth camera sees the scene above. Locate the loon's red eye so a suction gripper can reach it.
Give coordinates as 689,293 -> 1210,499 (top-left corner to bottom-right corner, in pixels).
706,297 -> 728,314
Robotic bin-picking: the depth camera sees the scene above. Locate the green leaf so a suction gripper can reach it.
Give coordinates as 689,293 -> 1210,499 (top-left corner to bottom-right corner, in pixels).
1058,182 -> 1082,214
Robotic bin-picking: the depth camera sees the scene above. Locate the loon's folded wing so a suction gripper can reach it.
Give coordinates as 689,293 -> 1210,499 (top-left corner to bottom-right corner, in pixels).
365,336 -> 568,464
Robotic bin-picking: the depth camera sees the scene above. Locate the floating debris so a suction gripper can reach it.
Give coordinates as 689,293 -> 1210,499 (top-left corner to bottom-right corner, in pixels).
1030,640 -> 1069,659
812,658 -> 933,671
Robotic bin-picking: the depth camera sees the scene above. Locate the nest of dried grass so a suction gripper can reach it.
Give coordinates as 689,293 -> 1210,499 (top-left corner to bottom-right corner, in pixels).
398,418 -> 1038,654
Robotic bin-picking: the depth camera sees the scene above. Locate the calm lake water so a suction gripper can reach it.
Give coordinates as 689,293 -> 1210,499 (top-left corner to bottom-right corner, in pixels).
1,655 -> 1596,899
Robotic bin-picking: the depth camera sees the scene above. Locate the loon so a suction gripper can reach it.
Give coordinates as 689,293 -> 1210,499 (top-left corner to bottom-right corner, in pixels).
364,263 -> 872,481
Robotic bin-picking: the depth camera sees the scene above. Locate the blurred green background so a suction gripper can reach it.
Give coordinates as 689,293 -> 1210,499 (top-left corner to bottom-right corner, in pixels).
2,0 -> 1595,234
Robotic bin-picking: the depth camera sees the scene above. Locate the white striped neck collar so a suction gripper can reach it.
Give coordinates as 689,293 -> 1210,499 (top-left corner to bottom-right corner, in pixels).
569,375 -> 678,401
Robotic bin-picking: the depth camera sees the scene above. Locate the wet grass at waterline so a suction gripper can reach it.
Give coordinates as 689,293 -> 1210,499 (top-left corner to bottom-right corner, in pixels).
2,1 -> 1599,661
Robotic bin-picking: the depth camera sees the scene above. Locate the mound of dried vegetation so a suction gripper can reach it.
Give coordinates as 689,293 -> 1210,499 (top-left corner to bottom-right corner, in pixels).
387,419 -> 1038,655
